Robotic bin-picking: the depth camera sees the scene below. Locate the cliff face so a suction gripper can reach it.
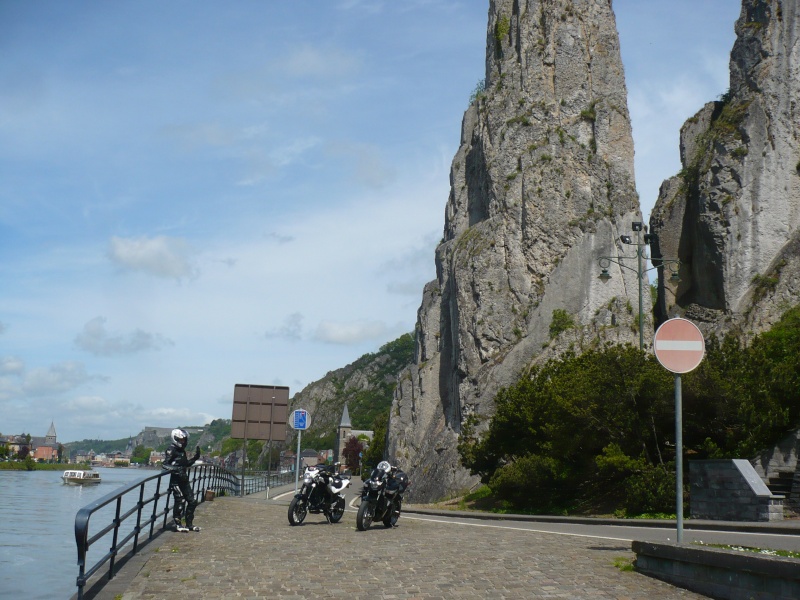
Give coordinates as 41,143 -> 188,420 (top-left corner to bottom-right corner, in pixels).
650,0 -> 800,336
387,0 -> 645,502
287,334 -> 414,450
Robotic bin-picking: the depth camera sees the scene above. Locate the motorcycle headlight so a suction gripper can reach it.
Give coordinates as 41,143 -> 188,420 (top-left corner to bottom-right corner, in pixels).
303,474 -> 313,484
369,479 -> 382,491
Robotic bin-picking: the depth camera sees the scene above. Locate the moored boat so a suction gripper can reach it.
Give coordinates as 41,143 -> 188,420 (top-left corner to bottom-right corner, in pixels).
61,469 -> 102,485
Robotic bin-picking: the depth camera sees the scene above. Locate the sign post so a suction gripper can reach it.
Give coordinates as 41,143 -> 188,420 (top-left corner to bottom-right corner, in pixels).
231,384 -> 289,498
289,409 -> 310,493
654,318 -> 705,544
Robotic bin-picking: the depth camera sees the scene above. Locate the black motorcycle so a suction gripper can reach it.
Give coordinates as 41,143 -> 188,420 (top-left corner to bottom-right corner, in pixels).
356,460 -> 408,531
288,463 -> 351,525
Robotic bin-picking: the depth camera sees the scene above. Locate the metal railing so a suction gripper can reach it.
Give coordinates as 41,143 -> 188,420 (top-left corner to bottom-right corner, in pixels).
239,468 -> 296,495
73,465 -> 299,598
73,464 -> 238,599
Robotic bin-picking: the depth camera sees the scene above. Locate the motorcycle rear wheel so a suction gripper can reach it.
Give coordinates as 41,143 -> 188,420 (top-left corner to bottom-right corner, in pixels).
288,497 -> 307,526
329,496 -> 345,523
356,501 -> 374,531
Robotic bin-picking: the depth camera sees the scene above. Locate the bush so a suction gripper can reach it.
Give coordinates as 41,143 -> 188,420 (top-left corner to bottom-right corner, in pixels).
549,309 -> 575,339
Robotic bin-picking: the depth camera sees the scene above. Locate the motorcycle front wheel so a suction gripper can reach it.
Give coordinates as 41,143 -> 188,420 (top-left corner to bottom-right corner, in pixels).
356,500 -> 375,531
288,497 -> 307,526
382,498 -> 401,528
329,496 -> 345,523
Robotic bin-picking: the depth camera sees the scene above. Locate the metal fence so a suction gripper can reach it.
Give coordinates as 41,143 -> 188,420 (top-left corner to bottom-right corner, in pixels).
239,468 -> 296,495
73,464 -> 294,599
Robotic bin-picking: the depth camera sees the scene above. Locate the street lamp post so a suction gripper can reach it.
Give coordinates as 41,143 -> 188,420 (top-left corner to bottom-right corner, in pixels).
598,221 -> 680,350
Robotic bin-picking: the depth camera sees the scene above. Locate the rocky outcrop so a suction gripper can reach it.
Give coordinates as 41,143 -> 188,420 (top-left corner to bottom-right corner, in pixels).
287,334 -> 414,449
650,0 -> 800,338
387,0 -> 646,502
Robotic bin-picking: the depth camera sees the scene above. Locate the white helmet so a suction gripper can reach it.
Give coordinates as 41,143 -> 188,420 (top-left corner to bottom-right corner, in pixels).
377,460 -> 391,472
171,428 -> 188,449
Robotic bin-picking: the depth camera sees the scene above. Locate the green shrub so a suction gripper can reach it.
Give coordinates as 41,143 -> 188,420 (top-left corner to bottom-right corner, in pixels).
549,309 -> 575,339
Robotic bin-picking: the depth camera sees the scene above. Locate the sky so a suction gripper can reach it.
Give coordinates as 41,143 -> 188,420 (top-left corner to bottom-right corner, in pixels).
0,0 -> 741,445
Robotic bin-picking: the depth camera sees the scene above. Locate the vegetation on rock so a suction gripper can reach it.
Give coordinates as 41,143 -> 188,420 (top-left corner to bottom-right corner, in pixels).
458,305 -> 800,516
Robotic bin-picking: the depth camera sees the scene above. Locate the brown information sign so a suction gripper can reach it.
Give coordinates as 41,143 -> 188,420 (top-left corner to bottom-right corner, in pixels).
231,384 -> 289,442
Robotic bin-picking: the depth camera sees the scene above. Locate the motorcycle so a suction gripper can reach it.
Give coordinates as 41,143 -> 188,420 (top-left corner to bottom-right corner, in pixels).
356,460 -> 409,531
288,463 -> 351,525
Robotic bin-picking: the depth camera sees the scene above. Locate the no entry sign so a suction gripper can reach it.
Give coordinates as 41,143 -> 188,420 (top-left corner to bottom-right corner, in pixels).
654,318 -> 705,373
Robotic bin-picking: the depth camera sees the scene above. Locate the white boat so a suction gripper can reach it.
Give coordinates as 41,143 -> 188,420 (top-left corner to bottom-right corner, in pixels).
61,469 -> 102,485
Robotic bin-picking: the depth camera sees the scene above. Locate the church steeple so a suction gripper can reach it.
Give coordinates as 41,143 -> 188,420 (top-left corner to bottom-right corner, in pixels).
336,403 -> 352,465
45,421 -> 57,445
339,403 -> 352,428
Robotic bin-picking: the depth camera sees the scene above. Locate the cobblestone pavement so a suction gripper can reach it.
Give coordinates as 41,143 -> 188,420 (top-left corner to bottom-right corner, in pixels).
95,495 -> 709,600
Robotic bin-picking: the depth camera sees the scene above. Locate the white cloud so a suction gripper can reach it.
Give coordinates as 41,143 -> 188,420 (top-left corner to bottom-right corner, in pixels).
108,235 -> 198,280
237,135 -> 323,186
0,356 -> 24,375
65,395 -> 111,411
281,45 -> 362,80
60,396 -> 215,439
314,320 -> 390,344
75,316 -> 173,356
21,361 -> 98,396
326,141 -> 396,189
265,313 -> 304,341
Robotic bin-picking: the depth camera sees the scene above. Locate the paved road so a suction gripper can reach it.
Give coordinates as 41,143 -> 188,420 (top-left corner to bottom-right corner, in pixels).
89,491 -> 717,600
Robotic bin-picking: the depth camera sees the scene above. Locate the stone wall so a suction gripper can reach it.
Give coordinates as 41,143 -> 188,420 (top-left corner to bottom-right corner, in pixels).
751,429 -> 800,516
633,541 -> 800,600
690,459 -> 783,522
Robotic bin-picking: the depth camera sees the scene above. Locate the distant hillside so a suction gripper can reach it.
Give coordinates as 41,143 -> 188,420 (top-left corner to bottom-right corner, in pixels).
288,332 -> 415,451
64,419 -> 232,456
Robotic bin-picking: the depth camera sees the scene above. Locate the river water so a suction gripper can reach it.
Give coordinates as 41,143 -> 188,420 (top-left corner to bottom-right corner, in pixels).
0,467 -> 153,599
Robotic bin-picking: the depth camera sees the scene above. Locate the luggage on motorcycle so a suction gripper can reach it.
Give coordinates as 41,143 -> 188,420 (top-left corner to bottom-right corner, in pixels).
395,470 -> 409,493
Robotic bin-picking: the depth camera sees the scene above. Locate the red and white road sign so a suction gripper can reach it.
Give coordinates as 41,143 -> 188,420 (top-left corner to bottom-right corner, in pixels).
653,318 -> 705,373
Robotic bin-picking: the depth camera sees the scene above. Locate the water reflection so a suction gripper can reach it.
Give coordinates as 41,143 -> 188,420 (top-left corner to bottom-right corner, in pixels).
0,467 -> 153,600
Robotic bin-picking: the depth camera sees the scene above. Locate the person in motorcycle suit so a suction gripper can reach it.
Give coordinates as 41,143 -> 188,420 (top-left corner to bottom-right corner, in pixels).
162,428 -> 201,532
384,462 -> 409,496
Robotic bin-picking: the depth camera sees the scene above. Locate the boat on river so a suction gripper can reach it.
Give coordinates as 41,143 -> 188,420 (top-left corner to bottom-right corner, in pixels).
61,469 -> 102,485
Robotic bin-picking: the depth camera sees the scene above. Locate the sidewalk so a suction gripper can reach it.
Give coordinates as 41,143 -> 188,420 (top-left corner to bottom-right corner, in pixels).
83,489 -> 721,600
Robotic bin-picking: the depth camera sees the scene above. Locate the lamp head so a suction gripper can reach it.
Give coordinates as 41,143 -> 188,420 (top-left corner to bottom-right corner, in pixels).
620,235 -> 633,245
631,221 -> 643,231
598,268 -> 611,282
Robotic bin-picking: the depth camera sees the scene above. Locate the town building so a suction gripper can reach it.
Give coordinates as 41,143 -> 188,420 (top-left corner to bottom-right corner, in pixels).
335,404 -> 373,470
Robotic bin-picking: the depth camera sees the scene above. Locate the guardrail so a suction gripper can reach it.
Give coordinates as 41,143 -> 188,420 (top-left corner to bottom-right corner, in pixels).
73,465 -> 295,599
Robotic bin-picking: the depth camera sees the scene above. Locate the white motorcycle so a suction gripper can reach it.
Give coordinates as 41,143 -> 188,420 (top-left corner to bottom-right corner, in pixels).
288,463 -> 351,525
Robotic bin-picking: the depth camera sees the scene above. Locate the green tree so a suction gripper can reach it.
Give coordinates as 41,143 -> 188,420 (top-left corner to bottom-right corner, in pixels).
362,412 -> 388,470
458,304 -> 800,516
549,309 -> 575,339
130,444 -> 153,465
459,345 -> 676,514
341,436 -> 363,471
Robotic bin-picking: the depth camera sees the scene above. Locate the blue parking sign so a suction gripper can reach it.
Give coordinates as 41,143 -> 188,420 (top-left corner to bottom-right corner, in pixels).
290,409 -> 309,430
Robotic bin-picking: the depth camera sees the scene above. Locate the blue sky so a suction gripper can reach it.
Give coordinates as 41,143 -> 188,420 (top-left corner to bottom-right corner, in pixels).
0,1 -> 740,444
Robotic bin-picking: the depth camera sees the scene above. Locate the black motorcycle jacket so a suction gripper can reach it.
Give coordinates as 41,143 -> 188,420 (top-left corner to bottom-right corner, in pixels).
162,442 -> 199,480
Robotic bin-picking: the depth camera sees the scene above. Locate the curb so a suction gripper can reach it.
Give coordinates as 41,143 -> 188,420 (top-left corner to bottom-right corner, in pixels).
401,505 -> 800,534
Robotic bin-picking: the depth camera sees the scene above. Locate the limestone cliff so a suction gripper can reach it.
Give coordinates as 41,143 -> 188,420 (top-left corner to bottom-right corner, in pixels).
650,0 -> 800,337
387,0 -> 645,502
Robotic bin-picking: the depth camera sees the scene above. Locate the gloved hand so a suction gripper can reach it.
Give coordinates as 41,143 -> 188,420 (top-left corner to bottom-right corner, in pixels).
194,445 -> 201,459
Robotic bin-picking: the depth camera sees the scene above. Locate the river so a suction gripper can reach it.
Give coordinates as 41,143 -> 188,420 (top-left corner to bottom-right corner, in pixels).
0,467 -> 154,599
